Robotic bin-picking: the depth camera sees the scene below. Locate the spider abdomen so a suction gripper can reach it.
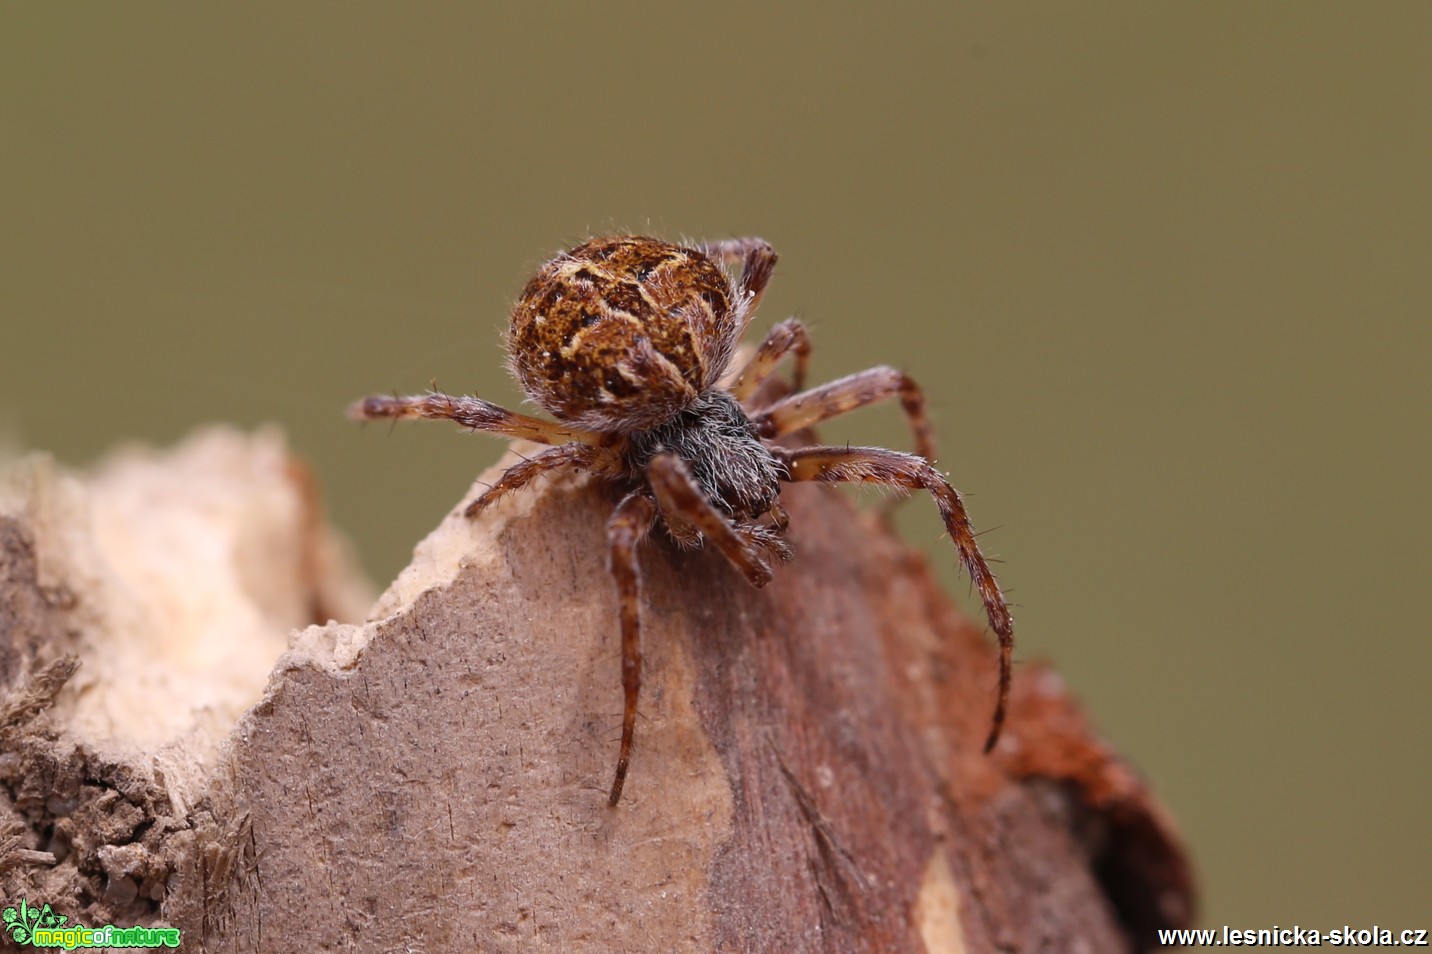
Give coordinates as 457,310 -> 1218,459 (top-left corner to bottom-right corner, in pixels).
508,236 -> 736,433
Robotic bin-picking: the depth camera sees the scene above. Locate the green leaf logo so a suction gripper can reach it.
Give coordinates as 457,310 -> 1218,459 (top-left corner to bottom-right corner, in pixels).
4,899 -> 36,943
2,899 -> 67,944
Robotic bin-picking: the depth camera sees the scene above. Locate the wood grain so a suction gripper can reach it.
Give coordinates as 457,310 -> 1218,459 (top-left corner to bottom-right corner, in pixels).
0,435 -> 1193,952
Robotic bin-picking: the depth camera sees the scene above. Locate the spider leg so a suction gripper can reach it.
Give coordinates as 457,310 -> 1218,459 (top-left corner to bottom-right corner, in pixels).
739,520 -> 795,564
646,453 -> 775,588
348,392 -> 604,447
691,237 -> 780,391
698,236 -> 778,317
463,443 -> 618,519
779,445 -> 1013,752
607,491 -> 659,806
752,367 -> 938,464
730,318 -> 812,407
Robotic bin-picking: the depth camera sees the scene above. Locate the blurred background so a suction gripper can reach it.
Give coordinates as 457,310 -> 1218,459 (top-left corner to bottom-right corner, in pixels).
3,2 -> 1428,934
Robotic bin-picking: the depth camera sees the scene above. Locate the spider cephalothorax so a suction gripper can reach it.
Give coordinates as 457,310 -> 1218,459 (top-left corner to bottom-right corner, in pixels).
351,235 -> 1013,805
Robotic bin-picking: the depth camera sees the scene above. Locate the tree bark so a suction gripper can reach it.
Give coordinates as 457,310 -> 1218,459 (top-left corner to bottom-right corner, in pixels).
0,429 -> 1193,952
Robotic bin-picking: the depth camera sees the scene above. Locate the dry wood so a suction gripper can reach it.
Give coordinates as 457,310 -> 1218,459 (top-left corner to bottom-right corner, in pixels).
0,429 -> 1193,952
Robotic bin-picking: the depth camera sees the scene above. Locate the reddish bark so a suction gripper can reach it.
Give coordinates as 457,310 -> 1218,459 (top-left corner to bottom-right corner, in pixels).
0,439 -> 1193,952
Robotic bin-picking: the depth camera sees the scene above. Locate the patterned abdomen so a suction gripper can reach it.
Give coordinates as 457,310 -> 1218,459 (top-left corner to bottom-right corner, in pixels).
508,236 -> 734,432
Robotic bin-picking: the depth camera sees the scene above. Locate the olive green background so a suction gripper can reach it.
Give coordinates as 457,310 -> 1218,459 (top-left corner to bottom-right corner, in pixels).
3,3 -> 1428,933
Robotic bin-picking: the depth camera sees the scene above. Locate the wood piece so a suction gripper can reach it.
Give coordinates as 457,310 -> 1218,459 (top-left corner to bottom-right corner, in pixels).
0,431 -> 1193,952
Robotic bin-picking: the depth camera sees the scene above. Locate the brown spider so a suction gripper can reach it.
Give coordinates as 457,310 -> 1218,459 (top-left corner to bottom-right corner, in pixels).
349,235 -> 1013,805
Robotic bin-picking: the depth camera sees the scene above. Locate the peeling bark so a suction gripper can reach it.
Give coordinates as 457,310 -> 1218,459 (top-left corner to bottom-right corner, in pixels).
0,429 -> 1193,952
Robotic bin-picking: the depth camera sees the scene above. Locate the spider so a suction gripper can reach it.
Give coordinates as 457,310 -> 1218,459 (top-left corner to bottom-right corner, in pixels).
349,235 -> 1013,805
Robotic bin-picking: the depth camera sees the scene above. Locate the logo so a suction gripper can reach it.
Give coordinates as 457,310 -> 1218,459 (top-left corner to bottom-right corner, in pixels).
3,899 -> 180,949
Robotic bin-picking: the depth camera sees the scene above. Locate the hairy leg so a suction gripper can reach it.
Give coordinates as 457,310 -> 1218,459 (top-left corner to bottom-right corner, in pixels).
693,237 -> 780,389
607,491 -> 658,806
699,236 -> 778,311
753,366 -> 938,464
730,318 -> 812,407
780,445 -> 1013,752
463,443 -> 617,518
349,392 -> 603,447
646,453 -> 776,588
738,520 -> 795,565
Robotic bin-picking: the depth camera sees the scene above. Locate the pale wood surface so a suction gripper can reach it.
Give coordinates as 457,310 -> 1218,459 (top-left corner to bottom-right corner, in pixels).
0,431 -> 1193,952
